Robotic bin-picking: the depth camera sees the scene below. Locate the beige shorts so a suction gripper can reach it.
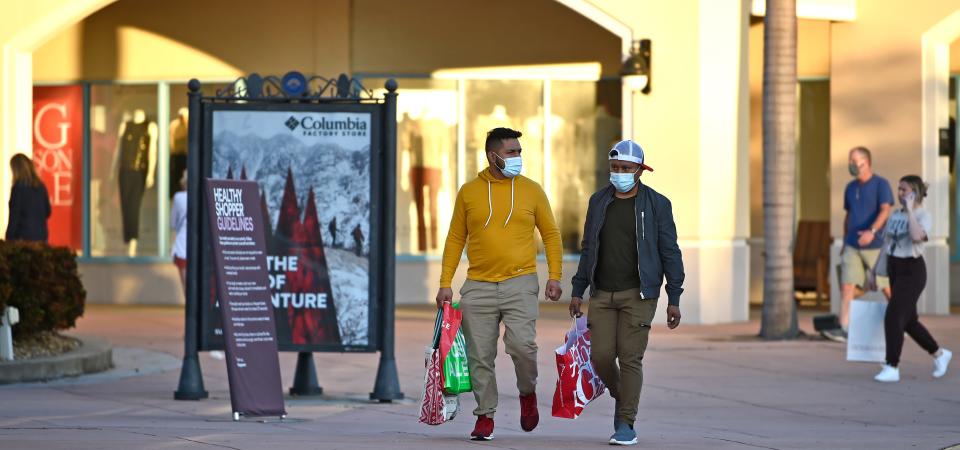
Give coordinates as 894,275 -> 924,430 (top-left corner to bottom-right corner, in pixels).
840,247 -> 889,289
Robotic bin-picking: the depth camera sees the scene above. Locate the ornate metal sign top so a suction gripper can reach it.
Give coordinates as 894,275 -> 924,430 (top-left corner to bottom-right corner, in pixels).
205,72 -> 383,101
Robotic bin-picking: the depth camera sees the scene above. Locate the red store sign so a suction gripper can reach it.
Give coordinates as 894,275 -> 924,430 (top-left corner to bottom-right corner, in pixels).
33,85 -> 83,250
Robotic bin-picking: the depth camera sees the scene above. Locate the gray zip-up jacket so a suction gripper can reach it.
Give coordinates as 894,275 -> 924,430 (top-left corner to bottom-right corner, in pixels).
571,182 -> 685,306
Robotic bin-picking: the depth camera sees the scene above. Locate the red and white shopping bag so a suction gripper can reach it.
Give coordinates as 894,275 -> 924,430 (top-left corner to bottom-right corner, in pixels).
419,309 -> 460,425
552,316 -> 606,419
419,346 -> 446,425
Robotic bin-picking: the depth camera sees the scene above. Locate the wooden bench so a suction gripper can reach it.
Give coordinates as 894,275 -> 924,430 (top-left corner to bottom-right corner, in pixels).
793,220 -> 831,307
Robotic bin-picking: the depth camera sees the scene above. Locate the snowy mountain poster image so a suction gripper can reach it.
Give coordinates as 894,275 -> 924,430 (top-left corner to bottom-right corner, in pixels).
210,110 -> 372,349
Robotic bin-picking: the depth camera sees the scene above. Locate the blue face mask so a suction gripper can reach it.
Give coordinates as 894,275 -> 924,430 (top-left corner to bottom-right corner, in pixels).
495,154 -> 522,178
610,170 -> 639,193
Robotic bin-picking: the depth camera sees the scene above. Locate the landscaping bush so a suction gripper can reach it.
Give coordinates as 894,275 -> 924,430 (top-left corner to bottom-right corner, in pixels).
0,246 -> 9,312
0,240 -> 86,338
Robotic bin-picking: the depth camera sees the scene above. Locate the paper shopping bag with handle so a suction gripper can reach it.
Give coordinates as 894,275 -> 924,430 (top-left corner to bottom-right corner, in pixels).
847,299 -> 887,362
552,316 -> 606,419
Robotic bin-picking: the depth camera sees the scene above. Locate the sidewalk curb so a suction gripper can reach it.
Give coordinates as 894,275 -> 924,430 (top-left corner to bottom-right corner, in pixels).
0,336 -> 113,384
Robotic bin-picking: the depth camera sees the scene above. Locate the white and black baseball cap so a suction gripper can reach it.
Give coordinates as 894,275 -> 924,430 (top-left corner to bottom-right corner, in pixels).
608,140 -> 654,172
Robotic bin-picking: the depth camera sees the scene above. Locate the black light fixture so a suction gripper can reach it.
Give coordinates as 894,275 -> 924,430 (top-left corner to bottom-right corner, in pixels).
621,39 -> 651,94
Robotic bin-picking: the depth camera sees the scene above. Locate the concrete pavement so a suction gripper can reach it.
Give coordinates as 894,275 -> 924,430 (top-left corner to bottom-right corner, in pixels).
1,303 -> 958,449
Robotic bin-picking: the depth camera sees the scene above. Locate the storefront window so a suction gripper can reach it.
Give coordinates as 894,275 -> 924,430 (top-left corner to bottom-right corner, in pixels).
168,85 -> 190,200
464,80 -> 544,187
368,77 -> 611,257
168,82 -> 231,199
550,81 -> 597,253
371,79 -> 458,256
28,77 -> 613,260
88,84 -> 160,257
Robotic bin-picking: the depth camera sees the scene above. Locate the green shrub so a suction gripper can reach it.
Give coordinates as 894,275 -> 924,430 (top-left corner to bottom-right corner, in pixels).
0,247 -> 9,312
0,240 -> 86,338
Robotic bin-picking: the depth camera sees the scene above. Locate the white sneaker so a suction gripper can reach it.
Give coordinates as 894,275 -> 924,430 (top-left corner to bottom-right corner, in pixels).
933,349 -> 952,378
874,364 -> 900,383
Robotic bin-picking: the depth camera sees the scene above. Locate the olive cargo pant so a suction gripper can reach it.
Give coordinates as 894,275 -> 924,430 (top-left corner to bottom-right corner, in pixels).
459,274 -> 539,418
588,288 -> 658,425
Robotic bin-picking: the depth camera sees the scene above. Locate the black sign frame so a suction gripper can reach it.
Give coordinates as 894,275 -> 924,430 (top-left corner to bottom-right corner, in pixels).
175,74 -> 403,402
197,101 -> 383,353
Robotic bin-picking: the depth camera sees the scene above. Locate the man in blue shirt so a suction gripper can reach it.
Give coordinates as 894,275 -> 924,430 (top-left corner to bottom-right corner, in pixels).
828,146 -> 893,342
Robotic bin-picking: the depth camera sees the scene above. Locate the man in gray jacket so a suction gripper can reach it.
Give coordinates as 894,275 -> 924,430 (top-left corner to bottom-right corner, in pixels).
569,140 -> 685,446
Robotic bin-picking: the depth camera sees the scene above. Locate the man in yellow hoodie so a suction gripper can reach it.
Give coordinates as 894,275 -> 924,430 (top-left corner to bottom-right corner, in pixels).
436,127 -> 563,441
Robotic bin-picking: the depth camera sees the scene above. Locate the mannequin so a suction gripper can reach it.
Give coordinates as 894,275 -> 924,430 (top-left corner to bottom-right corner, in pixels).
522,105 -> 565,187
110,108 -> 158,257
402,111 -> 442,252
169,107 -> 189,198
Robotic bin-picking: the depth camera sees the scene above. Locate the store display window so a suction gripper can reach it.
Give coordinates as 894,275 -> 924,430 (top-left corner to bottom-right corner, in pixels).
372,79 -> 459,256
371,76 -> 613,257
550,81 -> 599,254
30,77 -> 615,261
88,84 -> 161,257
168,82 -> 230,199
27,81 -> 237,261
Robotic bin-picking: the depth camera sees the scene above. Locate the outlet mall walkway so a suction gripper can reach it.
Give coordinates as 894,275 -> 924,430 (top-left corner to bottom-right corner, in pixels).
1,304 -> 958,449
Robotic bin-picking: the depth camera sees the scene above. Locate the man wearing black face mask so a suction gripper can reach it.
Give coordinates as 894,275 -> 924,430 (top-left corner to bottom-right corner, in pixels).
826,146 -> 894,342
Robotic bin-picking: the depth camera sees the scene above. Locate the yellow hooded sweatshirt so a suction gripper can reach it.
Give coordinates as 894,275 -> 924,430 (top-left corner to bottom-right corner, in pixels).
440,168 -> 562,288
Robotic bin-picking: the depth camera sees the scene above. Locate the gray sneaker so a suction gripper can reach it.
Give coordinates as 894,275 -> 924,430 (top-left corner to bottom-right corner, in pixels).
609,421 -> 637,446
821,328 -> 847,343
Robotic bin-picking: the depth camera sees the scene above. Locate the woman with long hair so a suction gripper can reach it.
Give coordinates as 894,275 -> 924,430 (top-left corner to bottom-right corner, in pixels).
871,175 -> 951,382
5,153 -> 51,242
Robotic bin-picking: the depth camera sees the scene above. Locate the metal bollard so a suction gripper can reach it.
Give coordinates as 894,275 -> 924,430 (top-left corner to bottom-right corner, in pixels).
0,306 -> 20,361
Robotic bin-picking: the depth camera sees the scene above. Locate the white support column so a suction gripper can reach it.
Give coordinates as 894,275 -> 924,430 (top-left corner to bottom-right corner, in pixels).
1,45 -> 33,236
686,0 -> 751,324
920,20 -> 956,315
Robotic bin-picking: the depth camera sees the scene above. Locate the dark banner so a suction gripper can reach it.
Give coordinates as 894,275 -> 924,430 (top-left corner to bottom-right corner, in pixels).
205,178 -> 285,417
201,107 -> 377,352
32,85 -> 83,250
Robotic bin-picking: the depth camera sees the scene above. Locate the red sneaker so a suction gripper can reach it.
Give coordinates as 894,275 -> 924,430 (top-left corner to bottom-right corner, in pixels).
519,393 -> 539,432
471,415 -> 494,441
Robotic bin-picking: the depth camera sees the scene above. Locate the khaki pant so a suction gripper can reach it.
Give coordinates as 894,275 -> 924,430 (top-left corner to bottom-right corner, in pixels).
587,288 -> 657,425
841,247 -> 889,289
459,274 -> 539,418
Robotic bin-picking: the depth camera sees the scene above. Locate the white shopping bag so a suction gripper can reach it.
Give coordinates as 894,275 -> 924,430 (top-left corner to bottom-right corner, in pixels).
846,299 -> 887,362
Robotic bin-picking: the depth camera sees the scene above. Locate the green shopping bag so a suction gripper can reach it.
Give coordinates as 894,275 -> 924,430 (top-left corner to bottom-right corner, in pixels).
443,330 -> 472,394
440,303 -> 472,394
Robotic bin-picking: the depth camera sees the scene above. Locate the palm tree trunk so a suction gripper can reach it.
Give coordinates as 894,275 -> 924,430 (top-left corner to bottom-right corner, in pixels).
760,0 -> 799,339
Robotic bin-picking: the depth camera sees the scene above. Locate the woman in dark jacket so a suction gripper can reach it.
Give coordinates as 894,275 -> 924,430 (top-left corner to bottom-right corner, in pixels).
6,153 -> 51,242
